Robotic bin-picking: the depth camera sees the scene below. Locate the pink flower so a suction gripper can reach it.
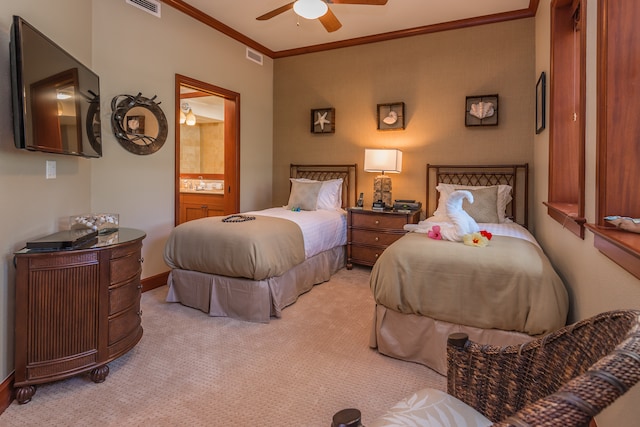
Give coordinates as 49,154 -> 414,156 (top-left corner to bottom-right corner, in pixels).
428,225 -> 442,240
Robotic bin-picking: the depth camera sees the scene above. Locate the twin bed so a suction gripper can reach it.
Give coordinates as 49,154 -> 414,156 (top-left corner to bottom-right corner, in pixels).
164,164 -> 357,323
369,164 -> 569,374
164,162 -> 568,376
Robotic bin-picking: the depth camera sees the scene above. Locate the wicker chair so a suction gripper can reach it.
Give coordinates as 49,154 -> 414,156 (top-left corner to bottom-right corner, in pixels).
447,309 -> 640,426
365,310 -> 640,427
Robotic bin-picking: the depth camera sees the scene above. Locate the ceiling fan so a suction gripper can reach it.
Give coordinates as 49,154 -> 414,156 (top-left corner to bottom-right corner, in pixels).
257,0 -> 388,33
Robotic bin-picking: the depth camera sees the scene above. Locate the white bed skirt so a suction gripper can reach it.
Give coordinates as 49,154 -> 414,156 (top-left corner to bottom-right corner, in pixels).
166,246 -> 345,323
370,304 -> 536,375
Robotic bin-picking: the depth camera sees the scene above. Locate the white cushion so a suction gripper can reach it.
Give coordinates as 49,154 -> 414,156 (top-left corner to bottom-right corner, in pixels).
290,178 -> 343,210
286,180 -> 322,211
434,183 -> 512,223
369,388 -> 492,427
459,186 -> 500,224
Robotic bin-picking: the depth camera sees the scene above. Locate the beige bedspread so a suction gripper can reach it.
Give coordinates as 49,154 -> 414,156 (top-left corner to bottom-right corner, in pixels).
164,215 -> 305,280
370,233 -> 568,335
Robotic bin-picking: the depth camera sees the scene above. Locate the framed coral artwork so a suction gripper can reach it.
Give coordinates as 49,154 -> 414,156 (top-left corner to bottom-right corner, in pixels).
465,94 -> 499,126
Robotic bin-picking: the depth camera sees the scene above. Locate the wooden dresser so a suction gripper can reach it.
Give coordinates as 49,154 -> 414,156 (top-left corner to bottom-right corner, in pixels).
13,228 -> 145,404
347,208 -> 421,269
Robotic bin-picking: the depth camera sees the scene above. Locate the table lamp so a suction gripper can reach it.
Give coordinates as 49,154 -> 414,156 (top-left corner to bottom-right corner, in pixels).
364,148 -> 402,208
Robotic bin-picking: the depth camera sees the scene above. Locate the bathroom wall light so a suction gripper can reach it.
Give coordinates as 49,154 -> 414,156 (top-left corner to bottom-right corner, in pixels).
180,102 -> 196,126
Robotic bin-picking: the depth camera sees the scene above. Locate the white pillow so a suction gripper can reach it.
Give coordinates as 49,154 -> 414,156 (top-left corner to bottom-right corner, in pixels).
286,180 -> 322,211
434,183 -> 512,223
290,178 -> 343,210
370,388 -> 492,427
459,187 -> 500,224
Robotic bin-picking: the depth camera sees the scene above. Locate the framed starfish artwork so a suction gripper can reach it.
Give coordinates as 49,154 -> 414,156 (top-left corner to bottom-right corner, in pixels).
310,108 -> 335,134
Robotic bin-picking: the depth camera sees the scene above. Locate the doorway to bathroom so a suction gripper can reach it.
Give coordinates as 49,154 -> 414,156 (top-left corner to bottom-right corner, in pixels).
174,74 -> 240,225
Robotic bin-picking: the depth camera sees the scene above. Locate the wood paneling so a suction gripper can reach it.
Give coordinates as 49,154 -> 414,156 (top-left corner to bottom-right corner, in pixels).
590,0 -> 640,278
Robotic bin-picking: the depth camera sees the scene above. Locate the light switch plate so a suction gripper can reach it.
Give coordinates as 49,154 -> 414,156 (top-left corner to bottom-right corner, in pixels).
46,160 -> 56,179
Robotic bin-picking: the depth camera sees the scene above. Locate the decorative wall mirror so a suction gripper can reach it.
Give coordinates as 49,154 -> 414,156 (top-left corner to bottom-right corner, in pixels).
111,93 -> 168,155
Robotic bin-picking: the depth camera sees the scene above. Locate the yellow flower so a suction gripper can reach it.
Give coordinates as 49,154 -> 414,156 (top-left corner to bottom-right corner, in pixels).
463,232 -> 489,247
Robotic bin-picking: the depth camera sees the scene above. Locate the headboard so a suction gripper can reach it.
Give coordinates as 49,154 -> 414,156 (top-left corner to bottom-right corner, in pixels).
426,164 -> 529,228
290,164 -> 358,209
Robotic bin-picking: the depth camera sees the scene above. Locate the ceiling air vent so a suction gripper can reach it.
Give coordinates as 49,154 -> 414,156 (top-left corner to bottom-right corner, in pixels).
246,47 -> 264,66
126,0 -> 161,18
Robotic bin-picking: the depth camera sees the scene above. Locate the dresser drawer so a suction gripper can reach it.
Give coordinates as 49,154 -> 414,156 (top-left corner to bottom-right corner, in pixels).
110,253 -> 141,284
351,213 -> 409,230
109,278 -> 141,315
350,245 -> 384,265
351,229 -> 405,246
109,303 -> 141,346
110,240 -> 142,259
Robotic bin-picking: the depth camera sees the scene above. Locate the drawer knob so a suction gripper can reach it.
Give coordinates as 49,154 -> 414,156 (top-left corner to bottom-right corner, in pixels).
137,285 -> 143,290
375,253 -> 379,258
375,237 -> 379,241
375,220 -> 380,225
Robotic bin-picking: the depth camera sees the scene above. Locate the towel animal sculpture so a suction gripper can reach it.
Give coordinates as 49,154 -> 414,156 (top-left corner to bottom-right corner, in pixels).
404,190 -> 480,241
446,190 -> 481,237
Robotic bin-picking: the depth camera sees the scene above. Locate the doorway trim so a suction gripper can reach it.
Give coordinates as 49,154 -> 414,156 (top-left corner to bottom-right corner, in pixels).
174,74 -> 240,225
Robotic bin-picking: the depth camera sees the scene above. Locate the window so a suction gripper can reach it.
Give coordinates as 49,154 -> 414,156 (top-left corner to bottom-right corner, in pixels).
544,0 -> 586,238
586,0 -> 640,280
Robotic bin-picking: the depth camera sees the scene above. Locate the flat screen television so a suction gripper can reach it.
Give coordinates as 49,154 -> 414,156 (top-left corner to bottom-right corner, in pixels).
10,16 -> 102,158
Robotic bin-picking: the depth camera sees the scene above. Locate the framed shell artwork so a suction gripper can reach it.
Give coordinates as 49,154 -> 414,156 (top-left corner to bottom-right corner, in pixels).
377,102 -> 405,130
465,94 -> 498,126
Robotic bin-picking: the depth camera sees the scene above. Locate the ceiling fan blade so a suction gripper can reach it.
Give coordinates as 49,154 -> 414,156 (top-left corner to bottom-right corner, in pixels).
319,7 -> 342,32
256,2 -> 295,20
327,0 -> 388,5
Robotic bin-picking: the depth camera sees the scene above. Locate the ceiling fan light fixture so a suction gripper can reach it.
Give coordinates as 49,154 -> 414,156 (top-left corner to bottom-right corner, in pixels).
293,0 -> 328,20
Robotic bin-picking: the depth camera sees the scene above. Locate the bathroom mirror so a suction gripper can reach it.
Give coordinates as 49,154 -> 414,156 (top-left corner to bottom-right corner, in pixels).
179,89 -> 225,176
111,93 -> 168,155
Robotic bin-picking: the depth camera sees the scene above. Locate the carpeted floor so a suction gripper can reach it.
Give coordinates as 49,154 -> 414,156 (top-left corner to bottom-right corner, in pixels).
1,266 -> 445,426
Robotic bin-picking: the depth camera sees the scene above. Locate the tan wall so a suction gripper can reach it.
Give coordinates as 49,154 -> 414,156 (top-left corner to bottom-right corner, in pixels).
0,0 -> 274,385
0,0 -> 94,387
179,123 -> 224,175
274,19 -> 535,214
200,123 -> 224,174
533,1 -> 640,425
180,124 -> 202,173
90,0 -> 274,278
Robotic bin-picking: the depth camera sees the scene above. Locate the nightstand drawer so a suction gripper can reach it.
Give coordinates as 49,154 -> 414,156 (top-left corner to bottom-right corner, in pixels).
351,229 -> 405,246
350,245 -> 384,265
347,208 -> 420,269
351,213 -> 409,230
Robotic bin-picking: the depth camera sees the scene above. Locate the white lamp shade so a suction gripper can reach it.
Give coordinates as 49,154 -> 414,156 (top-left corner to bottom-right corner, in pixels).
364,149 -> 403,173
293,0 -> 328,20
185,109 -> 196,126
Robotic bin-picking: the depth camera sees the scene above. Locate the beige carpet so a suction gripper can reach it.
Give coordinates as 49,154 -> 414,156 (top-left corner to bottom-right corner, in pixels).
1,266 -> 445,426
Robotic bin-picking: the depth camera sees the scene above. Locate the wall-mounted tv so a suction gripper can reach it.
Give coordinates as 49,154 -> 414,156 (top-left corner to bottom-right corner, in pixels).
10,16 -> 102,158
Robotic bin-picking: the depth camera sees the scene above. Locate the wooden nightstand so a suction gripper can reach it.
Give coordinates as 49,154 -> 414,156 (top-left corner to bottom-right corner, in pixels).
347,208 -> 421,269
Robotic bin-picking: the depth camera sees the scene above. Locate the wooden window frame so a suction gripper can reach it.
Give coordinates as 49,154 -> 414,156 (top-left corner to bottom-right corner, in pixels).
586,0 -> 640,280
544,0 -> 587,238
